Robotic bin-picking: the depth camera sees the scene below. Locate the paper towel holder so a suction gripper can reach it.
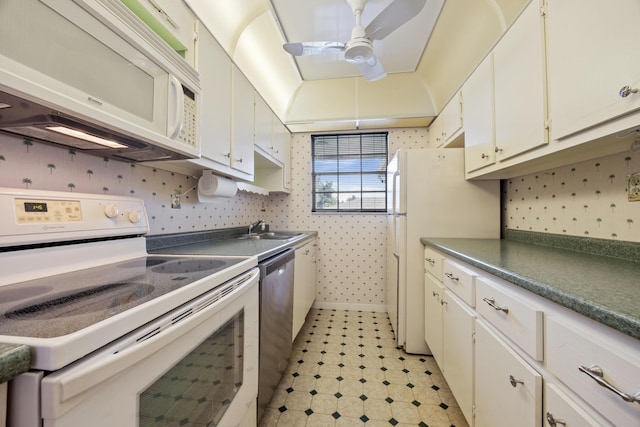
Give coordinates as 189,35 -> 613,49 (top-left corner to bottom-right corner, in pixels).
198,170 -> 238,200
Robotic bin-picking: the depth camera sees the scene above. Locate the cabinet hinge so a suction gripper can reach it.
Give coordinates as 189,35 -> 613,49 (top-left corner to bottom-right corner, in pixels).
544,118 -> 551,130
539,2 -> 547,17
472,330 -> 476,343
472,405 -> 476,418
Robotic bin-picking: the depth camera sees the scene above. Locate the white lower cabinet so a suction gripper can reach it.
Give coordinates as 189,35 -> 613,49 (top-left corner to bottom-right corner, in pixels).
546,316 -> 640,426
425,246 -> 640,427
442,290 -> 475,424
475,320 -> 542,427
424,273 -> 444,367
292,238 -> 317,341
544,382 -> 608,427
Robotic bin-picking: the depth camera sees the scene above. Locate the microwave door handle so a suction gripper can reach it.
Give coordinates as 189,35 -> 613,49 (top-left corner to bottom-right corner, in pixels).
167,75 -> 184,139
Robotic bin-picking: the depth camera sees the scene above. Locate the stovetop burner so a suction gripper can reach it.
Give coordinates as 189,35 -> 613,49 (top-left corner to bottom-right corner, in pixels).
0,255 -> 246,339
5,282 -> 155,320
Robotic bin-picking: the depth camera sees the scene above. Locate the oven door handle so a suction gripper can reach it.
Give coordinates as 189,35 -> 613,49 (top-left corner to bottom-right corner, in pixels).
41,268 -> 259,406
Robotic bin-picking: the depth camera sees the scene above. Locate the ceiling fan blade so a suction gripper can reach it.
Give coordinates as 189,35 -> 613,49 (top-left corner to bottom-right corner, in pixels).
365,0 -> 427,40
358,55 -> 387,82
283,41 -> 346,56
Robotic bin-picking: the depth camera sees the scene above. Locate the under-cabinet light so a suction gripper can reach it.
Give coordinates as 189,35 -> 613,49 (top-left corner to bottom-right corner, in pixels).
46,126 -> 128,149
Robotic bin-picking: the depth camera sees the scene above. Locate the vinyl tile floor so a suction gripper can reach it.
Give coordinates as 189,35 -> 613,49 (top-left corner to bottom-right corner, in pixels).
258,309 -> 469,427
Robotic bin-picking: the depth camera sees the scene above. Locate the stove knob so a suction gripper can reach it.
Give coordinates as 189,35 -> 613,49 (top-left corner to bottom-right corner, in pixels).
104,204 -> 119,218
127,210 -> 141,223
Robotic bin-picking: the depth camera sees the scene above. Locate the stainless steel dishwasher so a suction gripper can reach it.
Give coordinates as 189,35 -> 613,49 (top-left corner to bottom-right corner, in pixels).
258,248 -> 295,421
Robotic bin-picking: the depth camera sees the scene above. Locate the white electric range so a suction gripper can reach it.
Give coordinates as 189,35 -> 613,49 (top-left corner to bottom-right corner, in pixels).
0,187 -> 259,427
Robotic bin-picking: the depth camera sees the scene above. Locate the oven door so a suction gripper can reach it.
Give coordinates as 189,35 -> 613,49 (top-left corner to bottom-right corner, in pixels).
35,267 -> 259,427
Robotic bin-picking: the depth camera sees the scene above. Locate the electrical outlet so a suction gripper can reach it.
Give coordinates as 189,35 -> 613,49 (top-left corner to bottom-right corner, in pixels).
628,172 -> 640,202
171,190 -> 182,209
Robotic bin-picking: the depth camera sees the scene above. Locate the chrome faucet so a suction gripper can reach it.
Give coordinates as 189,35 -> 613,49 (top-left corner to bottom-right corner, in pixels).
248,219 -> 265,234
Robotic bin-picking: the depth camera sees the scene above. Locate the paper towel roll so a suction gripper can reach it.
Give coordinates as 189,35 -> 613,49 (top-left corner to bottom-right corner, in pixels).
197,170 -> 238,200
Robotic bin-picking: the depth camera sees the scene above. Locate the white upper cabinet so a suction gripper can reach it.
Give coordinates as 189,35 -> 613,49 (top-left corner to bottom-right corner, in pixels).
428,92 -> 463,148
463,53 -> 496,173
254,94 -> 273,154
197,22 -> 232,168
121,0 -> 197,66
440,92 -> 463,145
493,0 -> 548,161
231,65 -> 255,177
546,0 -> 640,140
428,116 -> 443,147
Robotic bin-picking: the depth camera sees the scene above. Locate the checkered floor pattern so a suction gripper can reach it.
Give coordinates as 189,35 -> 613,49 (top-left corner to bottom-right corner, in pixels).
258,309 -> 468,427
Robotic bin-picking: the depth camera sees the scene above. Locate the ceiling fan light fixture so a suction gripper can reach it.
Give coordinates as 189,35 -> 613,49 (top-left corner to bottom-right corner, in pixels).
344,38 -> 373,64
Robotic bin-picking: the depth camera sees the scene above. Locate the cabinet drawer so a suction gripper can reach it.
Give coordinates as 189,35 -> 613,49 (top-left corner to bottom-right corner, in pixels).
544,382 -> 610,427
424,247 -> 443,281
442,259 -> 476,307
475,320 -> 542,427
476,278 -> 543,361
546,317 -> 640,426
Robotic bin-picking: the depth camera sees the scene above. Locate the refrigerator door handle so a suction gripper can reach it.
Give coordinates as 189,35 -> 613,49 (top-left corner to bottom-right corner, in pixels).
391,170 -> 401,215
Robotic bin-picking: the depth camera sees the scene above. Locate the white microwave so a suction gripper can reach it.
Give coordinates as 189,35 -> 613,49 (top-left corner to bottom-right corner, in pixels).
0,0 -> 200,162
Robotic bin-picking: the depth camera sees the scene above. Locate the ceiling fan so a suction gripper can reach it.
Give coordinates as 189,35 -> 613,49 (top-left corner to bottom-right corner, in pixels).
283,0 -> 427,82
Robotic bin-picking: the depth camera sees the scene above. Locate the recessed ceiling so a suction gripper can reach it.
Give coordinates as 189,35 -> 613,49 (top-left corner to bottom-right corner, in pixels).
271,0 -> 445,81
187,0 -> 529,132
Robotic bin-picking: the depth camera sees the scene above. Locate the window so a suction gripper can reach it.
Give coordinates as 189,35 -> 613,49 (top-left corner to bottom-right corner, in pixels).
311,132 -> 388,212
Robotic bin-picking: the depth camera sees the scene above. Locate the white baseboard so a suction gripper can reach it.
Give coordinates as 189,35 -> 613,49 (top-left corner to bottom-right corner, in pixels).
311,301 -> 387,313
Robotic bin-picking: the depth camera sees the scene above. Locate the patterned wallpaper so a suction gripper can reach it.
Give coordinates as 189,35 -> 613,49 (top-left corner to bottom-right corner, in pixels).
503,150 -> 640,242
0,133 -> 267,234
268,129 -> 431,311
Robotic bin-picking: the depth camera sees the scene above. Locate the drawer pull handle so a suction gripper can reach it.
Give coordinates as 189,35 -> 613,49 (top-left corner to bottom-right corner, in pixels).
440,300 -> 448,306
482,297 -> 509,314
578,365 -> 640,404
425,257 -> 436,265
444,272 -> 459,281
546,412 -> 566,426
432,291 -> 439,298
509,375 -> 524,388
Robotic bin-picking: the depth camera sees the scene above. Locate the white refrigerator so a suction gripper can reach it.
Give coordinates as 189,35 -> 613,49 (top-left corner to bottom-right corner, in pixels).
386,148 -> 500,354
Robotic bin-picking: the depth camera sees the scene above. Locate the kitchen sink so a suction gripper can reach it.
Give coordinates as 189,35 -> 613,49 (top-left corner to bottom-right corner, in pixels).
236,231 -> 302,240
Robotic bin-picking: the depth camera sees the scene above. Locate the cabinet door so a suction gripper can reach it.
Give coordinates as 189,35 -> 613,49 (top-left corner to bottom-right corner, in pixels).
493,0 -> 548,161
254,94 -> 273,153
475,320 -> 542,427
292,239 -> 317,341
441,92 -> 463,143
428,116 -> 443,148
424,274 -> 444,367
277,123 -> 292,190
123,0 -> 197,66
197,23 -> 232,166
231,66 -> 255,176
442,291 -> 475,424
546,0 -> 640,140
463,53 -> 496,173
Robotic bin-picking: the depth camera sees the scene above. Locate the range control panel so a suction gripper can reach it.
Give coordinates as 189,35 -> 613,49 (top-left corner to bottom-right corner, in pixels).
14,198 -> 83,224
0,187 -> 149,247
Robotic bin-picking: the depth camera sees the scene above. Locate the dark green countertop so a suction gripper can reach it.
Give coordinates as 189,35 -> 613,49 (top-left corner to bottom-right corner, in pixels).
147,228 -> 317,261
421,231 -> 640,341
0,343 -> 30,383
